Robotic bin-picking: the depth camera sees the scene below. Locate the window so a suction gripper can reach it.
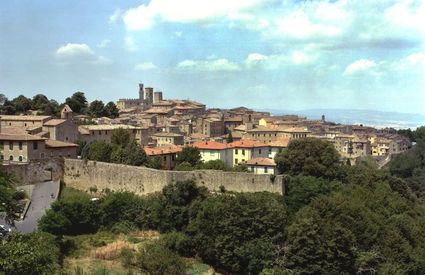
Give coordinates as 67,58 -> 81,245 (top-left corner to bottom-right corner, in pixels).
0,155 -> 3,160
19,142 -> 23,150
41,153 -> 45,158
24,123 -> 27,126
99,131 -> 102,135
259,149 -> 262,154
264,167 -> 268,173
235,149 -> 238,154
9,156 -> 13,161
18,156 -> 23,162
242,149 -> 245,156
9,142 -> 13,150
235,158 -> 238,164
67,152 -> 71,157
33,141 -> 38,150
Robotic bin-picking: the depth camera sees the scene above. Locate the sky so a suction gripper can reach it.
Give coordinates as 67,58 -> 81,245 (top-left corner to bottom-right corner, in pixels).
0,0 -> 424,114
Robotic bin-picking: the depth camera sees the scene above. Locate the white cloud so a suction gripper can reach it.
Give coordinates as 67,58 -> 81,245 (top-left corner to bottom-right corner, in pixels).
177,58 -> 240,72
124,36 -> 138,52
344,59 -> 377,76
135,62 -> 158,71
109,9 -> 122,24
55,43 -> 111,65
123,0 -> 267,31
246,51 -> 314,69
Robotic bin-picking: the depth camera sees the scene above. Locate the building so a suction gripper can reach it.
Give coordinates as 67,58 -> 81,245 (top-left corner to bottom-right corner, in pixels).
42,119 -> 78,143
152,132 -> 184,146
227,139 -> 270,166
246,157 -> 277,175
268,138 -> 290,159
78,124 -> 146,144
144,145 -> 182,170
192,140 -> 231,164
0,133 -> 77,162
0,115 -> 51,129
116,83 -> 156,111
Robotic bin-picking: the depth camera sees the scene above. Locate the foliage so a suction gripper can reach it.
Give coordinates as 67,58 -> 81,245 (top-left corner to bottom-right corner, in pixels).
175,161 -> 195,171
160,231 -> 194,256
187,192 -> 287,274
201,159 -> 228,170
65,91 -> 88,114
111,128 -> 131,147
88,100 -> 106,118
11,95 -> 32,113
0,169 -> 20,223
104,101 -> 119,118
146,156 -> 162,169
232,163 -> 249,172
137,241 -> 186,275
88,141 -> 113,162
0,231 -> 60,275
275,137 -> 341,178
176,146 -> 202,167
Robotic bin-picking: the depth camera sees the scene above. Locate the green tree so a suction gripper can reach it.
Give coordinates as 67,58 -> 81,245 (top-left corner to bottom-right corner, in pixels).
88,141 -> 113,162
41,99 -> 60,116
111,128 -> 131,147
65,91 -> 87,114
137,241 -> 186,275
275,138 -> 341,178
176,146 -> 202,167
146,156 -> 162,169
0,232 -> 60,275
88,100 -> 106,118
124,140 -> 147,166
187,192 -> 287,273
201,159 -> 228,170
11,95 -> 32,113
32,94 -> 49,110
104,101 -> 119,118
175,162 -> 195,171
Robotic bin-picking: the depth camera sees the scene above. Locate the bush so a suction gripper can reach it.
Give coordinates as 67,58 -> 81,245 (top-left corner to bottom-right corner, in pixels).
137,241 -> 186,275
160,231 -> 194,256
120,247 -> 137,268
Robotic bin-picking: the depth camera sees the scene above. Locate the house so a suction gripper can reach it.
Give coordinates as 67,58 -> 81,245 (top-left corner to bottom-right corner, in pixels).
42,119 -> 78,143
227,139 -> 270,167
152,132 -> 184,146
246,157 -> 277,175
268,138 -> 290,159
144,145 -> 182,170
192,140 -> 230,164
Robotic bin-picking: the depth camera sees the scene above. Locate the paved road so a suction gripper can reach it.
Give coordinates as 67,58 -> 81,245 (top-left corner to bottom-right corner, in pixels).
14,181 -> 60,233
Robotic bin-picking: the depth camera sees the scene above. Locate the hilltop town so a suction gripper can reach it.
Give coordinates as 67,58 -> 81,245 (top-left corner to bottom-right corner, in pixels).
0,83 -> 412,174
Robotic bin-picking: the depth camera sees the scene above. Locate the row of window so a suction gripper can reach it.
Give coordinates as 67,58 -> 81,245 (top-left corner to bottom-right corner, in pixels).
0,141 -> 38,150
0,155 -> 24,161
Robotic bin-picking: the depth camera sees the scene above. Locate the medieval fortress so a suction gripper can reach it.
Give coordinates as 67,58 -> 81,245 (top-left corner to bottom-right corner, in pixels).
116,83 -> 163,110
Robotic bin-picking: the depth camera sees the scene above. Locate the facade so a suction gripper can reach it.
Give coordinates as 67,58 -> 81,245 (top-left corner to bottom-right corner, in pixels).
152,132 -> 184,146
144,145 -> 182,170
43,119 -> 78,143
227,139 -> 270,166
192,141 -> 231,164
78,124 -> 145,144
246,157 -> 277,175
0,115 -> 51,128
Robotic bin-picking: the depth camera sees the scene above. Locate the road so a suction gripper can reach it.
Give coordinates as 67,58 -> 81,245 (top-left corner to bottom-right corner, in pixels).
14,180 -> 60,233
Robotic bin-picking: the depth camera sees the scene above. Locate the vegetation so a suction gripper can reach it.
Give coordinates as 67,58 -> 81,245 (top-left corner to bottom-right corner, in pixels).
0,168 -> 21,223
81,128 -> 147,166
0,92 -> 119,119
3,129 -> 425,274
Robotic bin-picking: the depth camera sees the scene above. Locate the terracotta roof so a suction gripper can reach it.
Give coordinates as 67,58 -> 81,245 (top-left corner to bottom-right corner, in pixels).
227,139 -> 269,148
192,140 -> 227,150
280,127 -> 310,133
0,115 -> 51,121
44,119 -> 67,126
79,124 -> 138,131
45,139 -> 77,148
0,133 -> 46,141
247,126 -> 279,132
144,145 -> 182,156
246,157 -> 276,166
268,138 -> 290,147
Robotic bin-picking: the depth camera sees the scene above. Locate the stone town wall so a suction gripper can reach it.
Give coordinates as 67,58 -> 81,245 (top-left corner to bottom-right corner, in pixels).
3,158 -> 64,185
63,159 -> 284,195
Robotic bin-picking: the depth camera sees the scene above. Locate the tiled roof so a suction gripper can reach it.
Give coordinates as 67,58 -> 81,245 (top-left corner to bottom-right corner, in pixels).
43,119 -> 67,126
153,132 -> 183,137
227,139 -> 268,148
268,138 -> 290,147
144,145 -> 182,156
45,139 -> 77,148
0,115 -> 51,121
246,157 -> 276,166
192,140 -> 227,150
0,133 -> 46,141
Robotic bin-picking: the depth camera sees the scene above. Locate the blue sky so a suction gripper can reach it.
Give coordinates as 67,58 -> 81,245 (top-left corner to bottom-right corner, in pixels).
0,0 -> 424,114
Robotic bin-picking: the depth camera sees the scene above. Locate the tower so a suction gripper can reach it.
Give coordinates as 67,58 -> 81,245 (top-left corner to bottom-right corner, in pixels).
61,104 -> 73,120
145,87 -> 154,104
139,83 -> 144,101
154,91 -> 163,103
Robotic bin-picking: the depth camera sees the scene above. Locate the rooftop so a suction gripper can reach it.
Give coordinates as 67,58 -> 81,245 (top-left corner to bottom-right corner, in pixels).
45,139 -> 77,148
144,145 -> 182,156
227,139 -> 269,148
0,115 -> 51,121
43,119 -> 67,126
192,140 -> 227,150
0,133 -> 46,141
246,157 -> 276,166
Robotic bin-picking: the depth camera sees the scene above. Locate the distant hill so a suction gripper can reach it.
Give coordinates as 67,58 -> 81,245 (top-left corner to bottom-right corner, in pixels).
258,108 -> 425,129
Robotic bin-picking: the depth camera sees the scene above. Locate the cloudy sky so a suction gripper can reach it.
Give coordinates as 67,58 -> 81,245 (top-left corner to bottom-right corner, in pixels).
1,0 -> 424,114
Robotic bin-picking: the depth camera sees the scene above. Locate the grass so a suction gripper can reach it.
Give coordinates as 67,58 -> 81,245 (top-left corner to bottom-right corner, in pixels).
59,230 -> 217,275
60,186 -> 91,201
